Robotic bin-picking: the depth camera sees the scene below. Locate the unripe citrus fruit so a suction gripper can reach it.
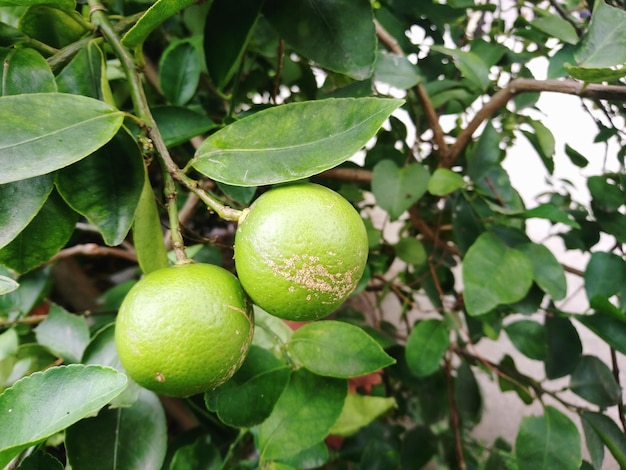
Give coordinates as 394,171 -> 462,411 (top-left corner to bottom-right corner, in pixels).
115,263 -> 254,397
234,183 -> 368,321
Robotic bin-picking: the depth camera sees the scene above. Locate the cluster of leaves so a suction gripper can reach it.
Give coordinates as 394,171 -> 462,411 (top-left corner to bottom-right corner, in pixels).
1,0 -> 626,469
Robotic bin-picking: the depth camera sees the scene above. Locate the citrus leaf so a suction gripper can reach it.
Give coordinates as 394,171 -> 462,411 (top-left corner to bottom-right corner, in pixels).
577,312 -> 626,356
169,435 -> 222,469
574,0 -> 626,69
430,45 -> 490,91
374,50 -> 420,89
0,191 -> 77,274
205,346 -> 290,428
394,237 -> 427,266
504,320 -> 547,361
34,303 -> 89,364
13,449 -> 63,470
262,0 -> 376,80
427,168 -> 465,196
204,0 -> 263,90
405,319 -> 449,377
584,251 -> 626,301
56,129 -> 145,246
159,40 -> 201,106
454,360 -> 483,428
0,174 -> 53,250
517,243 -> 567,300
151,106 -> 217,148
0,93 -> 124,184
287,321 -> 395,378
530,12 -> 579,45
569,355 -> 621,407
462,232 -> 534,316
372,160 -> 430,220
545,315 -> 582,379
515,406 -> 581,470
132,173 -> 169,274
65,388 -> 166,470
56,40 -> 109,101
0,0 -> 75,8
523,204 -> 580,228
257,368 -> 346,461
0,276 -> 18,296
18,5 -> 89,49
581,412 -> 626,468
0,47 -> 56,95
0,364 -> 127,468
192,98 -> 402,186
121,0 -> 197,49
329,393 -> 396,437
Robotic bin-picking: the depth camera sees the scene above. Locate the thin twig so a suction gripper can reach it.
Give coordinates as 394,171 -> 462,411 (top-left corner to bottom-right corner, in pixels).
50,243 -> 138,263
445,354 -> 466,470
610,348 -> 626,433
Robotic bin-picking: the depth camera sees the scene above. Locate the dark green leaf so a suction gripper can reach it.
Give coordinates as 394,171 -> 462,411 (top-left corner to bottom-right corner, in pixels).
121,0 -> 197,49
405,319 -> 449,377
132,174 -> 169,274
15,449 -> 63,470
204,0 -> 263,89
504,320 -> 547,361
394,237 -> 427,266
521,119 -> 555,174
584,251 -> 626,301
517,243 -> 567,300
263,0 -> 376,80
56,41 -> 109,100
467,121 -> 501,181
515,406 -> 581,470
0,174 -> 53,250
205,346 -> 290,428
287,321 -> 395,378
374,51 -> 420,89
0,268 -> 49,317
277,442 -> 328,470
0,93 -> 124,185
169,434 -> 222,470
0,47 -> 56,95
578,312 -> 626,356
152,106 -> 217,148
56,129 -> 145,246
565,64 -> 626,83
462,232 -> 534,316
564,144 -> 589,168
257,368 -> 346,461
216,182 -> 257,206
65,389 -> 167,470
569,355 -> 621,407
329,393 -> 396,437
372,160 -> 430,220
530,13 -> 579,45
454,360 -> 482,428
0,0 -> 75,8
359,440 -> 400,470
575,0 -> 626,68
545,315 -> 582,379
523,204 -> 580,228
159,40 -> 201,106
34,303 -> 89,363
582,412 -> 605,470
431,45 -> 490,90
0,364 -> 127,468
0,191 -> 77,274
19,5 -> 88,48
192,98 -> 402,186
581,412 -> 626,468
400,426 -> 438,469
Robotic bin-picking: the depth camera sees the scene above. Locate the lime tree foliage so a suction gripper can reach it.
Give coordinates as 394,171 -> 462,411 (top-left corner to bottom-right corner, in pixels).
3,0 -> 626,468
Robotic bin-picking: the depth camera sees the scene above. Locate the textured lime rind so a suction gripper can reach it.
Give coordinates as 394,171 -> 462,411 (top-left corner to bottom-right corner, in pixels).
115,263 -> 254,397
234,183 -> 368,321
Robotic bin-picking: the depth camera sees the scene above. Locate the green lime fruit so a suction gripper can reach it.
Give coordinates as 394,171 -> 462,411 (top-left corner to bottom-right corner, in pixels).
234,183 -> 368,321
115,263 -> 254,397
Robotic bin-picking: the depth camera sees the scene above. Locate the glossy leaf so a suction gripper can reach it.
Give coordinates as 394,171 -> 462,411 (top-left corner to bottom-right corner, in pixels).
0,191 -> 77,274
19,5 -> 88,49
0,47 -> 56,95
263,0 -> 376,80
517,243 -> 566,300
152,106 -> 216,148
374,51 -> 420,90
0,268 -> 48,317
287,321 -> 395,378
205,346 -> 290,428
581,412 -> 626,469
427,168 -> 466,196
121,0 -> 197,49
462,232 -> 534,316
56,129 -> 145,246
0,174 -> 53,250
159,40 -> 201,106
505,320 -> 547,361
0,276 -> 18,296
0,364 -> 127,468
405,319 -> 449,377
14,449 -> 64,470
515,406 -> 581,470
256,368 -> 346,461
65,388 -> 167,470
578,312 -> 626,356
204,0 -> 263,89
56,41 -> 109,100
575,0 -> 626,68
34,303 -> 89,363
545,315 -> 582,379
329,393 -> 396,437
0,93 -> 124,185
584,251 -> 626,302
582,412 -> 605,470
192,98 -> 402,186
569,355 -> 621,407
372,160 -> 430,220
132,173 -> 169,274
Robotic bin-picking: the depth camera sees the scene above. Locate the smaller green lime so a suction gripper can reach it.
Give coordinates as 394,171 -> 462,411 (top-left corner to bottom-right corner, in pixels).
115,263 -> 254,397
